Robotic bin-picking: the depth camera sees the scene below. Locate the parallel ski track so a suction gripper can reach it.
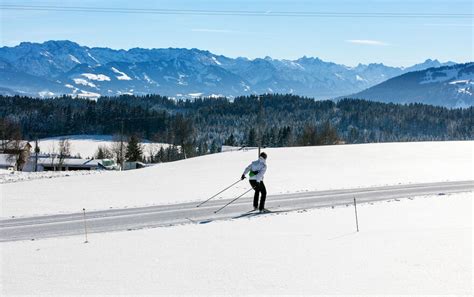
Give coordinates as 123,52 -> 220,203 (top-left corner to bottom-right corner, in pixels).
1,180 -> 472,242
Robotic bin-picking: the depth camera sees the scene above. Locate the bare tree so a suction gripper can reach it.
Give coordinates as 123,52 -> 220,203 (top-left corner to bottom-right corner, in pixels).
0,118 -> 29,170
57,138 -> 71,171
95,145 -> 113,159
110,134 -> 127,169
48,142 -> 57,171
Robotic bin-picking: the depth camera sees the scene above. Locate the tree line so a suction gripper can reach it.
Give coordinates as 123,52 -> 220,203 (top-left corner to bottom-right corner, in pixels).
1,94 -> 472,164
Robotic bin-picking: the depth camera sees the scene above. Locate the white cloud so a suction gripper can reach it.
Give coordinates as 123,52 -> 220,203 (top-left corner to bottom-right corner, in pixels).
346,39 -> 389,46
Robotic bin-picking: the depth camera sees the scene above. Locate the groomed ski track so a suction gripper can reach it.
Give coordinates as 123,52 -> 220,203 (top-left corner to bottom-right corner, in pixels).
1,180 -> 472,242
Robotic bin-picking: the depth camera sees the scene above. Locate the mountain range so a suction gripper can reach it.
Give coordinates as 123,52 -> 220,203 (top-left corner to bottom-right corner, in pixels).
349,63 -> 473,108
0,40 -> 471,107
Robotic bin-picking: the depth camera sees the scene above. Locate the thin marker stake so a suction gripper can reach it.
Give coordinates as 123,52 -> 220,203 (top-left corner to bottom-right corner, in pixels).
353,197 -> 359,232
82,208 -> 89,243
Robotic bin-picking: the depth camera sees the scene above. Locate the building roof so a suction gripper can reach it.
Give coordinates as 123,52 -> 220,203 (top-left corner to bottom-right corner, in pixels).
32,156 -> 102,167
0,154 -> 17,167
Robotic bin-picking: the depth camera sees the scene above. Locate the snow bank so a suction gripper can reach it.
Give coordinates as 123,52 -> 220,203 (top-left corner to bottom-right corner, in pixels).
1,193 -> 471,295
0,170 -> 103,184
1,141 -> 472,218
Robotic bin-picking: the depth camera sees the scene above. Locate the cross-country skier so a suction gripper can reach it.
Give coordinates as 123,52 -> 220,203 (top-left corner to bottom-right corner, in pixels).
241,152 -> 268,212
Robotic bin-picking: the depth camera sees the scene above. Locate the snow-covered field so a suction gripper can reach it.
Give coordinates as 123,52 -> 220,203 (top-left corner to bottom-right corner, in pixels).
0,169 -> 102,184
37,134 -> 169,159
1,141 -> 472,218
1,192 -> 471,295
1,141 -> 473,295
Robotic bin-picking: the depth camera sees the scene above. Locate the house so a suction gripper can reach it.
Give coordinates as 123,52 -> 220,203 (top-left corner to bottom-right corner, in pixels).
123,161 -> 146,170
0,141 -> 32,170
22,156 -> 105,172
0,154 -> 16,170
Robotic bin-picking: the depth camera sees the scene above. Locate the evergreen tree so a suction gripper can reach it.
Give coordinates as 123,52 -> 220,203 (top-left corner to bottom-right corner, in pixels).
247,128 -> 257,146
318,121 -> 339,145
298,125 -> 318,146
125,135 -> 143,162
224,133 -> 236,146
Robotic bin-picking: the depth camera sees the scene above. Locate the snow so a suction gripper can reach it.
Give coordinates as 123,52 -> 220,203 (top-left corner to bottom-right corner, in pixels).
111,67 -> 132,80
36,135 -> 170,159
356,74 -> 367,81
1,141 -> 472,218
37,91 -> 55,98
73,78 -> 97,88
39,51 -> 52,57
1,192 -> 471,295
81,73 -> 111,81
76,90 -> 101,99
177,73 -> 188,85
143,73 -> 158,85
449,79 -> 470,84
457,87 -> 472,95
419,68 -> 473,84
0,170 -> 102,184
86,51 -> 99,63
211,56 -> 222,65
68,54 -> 80,64
240,81 -> 251,91
188,92 -> 203,97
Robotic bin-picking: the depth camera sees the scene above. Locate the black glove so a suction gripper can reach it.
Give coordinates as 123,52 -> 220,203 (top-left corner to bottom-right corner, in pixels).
241,174 -> 246,180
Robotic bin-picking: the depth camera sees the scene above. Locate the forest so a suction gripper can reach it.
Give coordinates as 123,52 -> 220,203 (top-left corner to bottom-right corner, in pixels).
1,94 -> 472,162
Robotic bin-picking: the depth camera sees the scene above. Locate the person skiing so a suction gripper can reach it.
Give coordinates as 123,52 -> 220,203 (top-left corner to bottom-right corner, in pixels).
241,152 -> 268,212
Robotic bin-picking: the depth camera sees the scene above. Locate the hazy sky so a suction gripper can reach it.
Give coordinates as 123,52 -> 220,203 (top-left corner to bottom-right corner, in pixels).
1,0 -> 472,66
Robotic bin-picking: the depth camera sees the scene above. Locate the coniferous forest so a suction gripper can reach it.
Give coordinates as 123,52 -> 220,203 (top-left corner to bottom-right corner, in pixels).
0,94 -> 472,162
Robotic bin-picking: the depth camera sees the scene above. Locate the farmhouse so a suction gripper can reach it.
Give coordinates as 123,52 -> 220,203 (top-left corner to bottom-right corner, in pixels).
0,141 -> 32,170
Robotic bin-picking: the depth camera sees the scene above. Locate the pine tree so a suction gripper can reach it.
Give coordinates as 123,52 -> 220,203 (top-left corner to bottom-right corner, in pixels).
125,135 -> 143,162
225,133 -> 236,146
247,128 -> 257,146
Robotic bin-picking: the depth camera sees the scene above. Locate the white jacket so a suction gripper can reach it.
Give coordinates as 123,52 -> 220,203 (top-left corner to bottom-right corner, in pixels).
243,157 -> 267,182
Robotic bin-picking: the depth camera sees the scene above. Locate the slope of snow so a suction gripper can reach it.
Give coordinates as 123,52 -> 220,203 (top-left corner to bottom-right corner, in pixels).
68,54 -> 80,63
111,67 -> 132,80
81,73 -> 111,81
37,135 -> 169,159
1,141 -> 472,218
73,78 -> 96,88
211,56 -> 222,65
1,192 -> 471,295
77,90 -> 101,99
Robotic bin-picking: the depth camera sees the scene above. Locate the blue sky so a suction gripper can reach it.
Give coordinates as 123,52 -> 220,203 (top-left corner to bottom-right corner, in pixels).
0,0 -> 472,66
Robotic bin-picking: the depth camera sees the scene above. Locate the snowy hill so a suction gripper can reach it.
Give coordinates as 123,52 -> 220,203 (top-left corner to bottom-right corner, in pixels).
348,63 -> 474,107
1,141 -> 472,295
0,40 -> 455,99
2,141 -> 472,218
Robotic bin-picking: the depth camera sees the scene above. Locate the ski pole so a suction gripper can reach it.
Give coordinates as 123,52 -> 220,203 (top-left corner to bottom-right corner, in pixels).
196,179 -> 243,207
214,188 -> 253,214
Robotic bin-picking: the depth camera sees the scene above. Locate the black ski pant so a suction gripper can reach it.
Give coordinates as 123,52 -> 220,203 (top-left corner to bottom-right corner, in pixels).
249,180 -> 267,210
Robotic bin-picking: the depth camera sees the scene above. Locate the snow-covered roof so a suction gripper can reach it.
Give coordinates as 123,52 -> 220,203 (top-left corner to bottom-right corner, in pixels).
32,157 -> 102,167
0,154 -> 17,166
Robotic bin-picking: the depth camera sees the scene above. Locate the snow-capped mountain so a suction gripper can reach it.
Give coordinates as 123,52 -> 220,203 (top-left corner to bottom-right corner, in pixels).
348,63 -> 474,108
0,40 -> 458,100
